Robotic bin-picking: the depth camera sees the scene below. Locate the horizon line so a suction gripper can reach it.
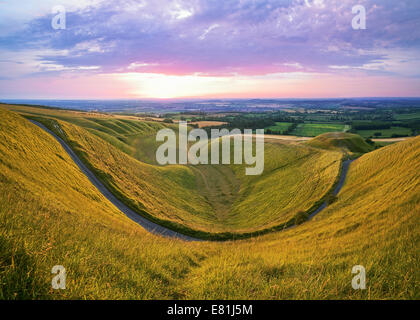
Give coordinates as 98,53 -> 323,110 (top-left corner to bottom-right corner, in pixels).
2,96 -> 420,102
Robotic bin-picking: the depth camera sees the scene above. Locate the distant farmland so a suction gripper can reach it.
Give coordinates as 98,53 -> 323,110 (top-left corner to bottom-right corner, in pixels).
355,127 -> 412,138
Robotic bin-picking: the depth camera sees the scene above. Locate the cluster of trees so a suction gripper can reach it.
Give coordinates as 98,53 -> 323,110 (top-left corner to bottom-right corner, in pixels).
265,129 -> 280,135
398,119 -> 420,129
351,121 -> 392,130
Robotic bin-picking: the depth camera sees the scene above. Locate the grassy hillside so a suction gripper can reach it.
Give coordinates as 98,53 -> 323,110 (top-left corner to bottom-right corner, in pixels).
306,132 -> 374,155
226,142 -> 342,231
37,116 -> 343,235
0,107 -> 418,299
0,108 -> 201,299
176,135 -> 420,299
2,104 -> 345,236
0,103 -> 178,159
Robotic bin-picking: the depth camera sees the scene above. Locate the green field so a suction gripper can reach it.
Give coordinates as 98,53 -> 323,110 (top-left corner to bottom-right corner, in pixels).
265,122 -> 292,133
1,106 -> 419,299
291,123 -> 347,137
394,112 -> 420,120
355,127 -> 412,138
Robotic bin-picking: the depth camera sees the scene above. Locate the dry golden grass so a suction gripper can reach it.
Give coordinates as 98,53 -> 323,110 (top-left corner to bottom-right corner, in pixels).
1,107 -> 418,299
52,119 -> 343,234
4,104 -> 344,235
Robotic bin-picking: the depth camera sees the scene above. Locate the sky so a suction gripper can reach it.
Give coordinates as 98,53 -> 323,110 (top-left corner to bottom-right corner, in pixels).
1,0 -> 420,99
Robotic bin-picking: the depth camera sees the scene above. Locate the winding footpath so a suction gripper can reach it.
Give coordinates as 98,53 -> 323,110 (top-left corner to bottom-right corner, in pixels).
30,120 -> 198,242
31,120 -> 354,242
308,159 -> 353,220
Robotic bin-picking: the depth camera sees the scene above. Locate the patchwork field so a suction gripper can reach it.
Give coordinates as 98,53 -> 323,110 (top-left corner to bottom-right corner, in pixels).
0,106 -> 418,299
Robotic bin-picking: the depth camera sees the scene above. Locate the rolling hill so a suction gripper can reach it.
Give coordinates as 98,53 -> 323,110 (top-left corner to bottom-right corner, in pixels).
306,132 -> 374,155
0,106 -> 418,299
1,104 -> 345,237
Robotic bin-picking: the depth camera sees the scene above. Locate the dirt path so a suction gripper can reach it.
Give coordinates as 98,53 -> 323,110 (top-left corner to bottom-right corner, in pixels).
30,120 -> 199,242
308,159 -> 353,220
372,137 -> 409,142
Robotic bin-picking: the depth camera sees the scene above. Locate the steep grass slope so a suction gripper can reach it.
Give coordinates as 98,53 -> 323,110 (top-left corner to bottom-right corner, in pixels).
51,119 -> 218,233
0,108 -> 202,299
226,142 -> 342,231
179,136 -> 420,299
4,104 -> 345,235
1,103 -> 178,159
48,117 -> 343,234
0,107 -> 418,299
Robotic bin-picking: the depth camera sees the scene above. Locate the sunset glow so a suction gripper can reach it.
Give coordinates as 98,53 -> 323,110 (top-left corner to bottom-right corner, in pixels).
1,0 -> 420,99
